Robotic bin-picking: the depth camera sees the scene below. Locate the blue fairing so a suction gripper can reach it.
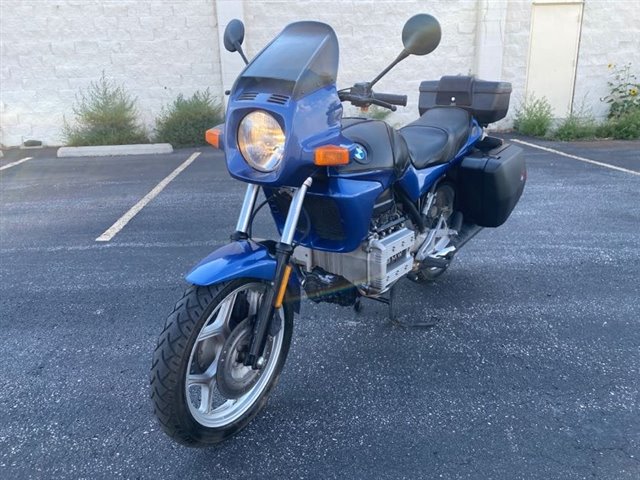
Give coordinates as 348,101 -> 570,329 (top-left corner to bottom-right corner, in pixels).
224,21 -> 349,188
186,240 -> 301,311
264,177 -> 384,253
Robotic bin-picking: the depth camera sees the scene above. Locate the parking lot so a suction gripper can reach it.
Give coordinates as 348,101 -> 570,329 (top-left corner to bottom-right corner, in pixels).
1,139 -> 639,479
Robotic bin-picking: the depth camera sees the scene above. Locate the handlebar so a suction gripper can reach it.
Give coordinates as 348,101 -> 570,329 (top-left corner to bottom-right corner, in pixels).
372,92 -> 407,107
338,87 -> 407,111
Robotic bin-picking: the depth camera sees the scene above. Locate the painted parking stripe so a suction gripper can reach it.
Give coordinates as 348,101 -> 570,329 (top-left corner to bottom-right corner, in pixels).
96,151 -> 201,242
0,157 -> 33,171
511,138 -> 640,176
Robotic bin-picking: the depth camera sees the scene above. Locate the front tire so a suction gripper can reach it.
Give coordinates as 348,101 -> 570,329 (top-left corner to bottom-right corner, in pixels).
149,279 -> 293,446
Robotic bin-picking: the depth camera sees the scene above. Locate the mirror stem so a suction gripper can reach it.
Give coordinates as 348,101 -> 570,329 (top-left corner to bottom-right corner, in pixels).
369,50 -> 409,87
234,42 -> 249,65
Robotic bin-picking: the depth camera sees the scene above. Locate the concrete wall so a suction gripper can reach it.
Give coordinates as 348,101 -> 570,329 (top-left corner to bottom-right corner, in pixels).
1,0 -> 639,146
573,0 -> 640,118
242,0 -> 478,128
0,0 -> 222,146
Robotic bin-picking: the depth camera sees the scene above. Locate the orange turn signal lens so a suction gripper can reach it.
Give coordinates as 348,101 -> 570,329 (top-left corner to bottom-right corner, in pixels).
205,128 -> 220,148
314,145 -> 349,166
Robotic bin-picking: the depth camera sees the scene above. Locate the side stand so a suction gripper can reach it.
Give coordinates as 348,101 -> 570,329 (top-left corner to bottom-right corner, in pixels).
353,283 -> 398,323
353,282 -> 437,328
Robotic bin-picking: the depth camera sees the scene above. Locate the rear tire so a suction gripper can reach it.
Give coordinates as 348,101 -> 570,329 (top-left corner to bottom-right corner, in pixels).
149,279 -> 293,446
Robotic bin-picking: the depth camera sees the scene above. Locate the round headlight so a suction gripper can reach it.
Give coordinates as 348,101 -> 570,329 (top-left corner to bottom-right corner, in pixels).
237,111 -> 285,172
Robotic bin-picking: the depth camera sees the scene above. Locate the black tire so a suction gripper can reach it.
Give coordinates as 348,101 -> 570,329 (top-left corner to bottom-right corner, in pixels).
149,279 -> 293,446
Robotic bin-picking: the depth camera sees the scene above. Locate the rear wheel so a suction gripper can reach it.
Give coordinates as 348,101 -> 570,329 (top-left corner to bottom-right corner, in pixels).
149,279 -> 293,446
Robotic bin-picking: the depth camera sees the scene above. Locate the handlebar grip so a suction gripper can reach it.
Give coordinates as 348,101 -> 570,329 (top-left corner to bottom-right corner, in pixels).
372,93 -> 408,107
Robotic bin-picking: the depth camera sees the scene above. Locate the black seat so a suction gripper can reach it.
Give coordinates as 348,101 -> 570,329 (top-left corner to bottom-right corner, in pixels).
399,107 -> 472,169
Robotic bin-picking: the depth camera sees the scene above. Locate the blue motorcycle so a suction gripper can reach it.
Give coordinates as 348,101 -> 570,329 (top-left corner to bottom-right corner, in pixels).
150,14 -> 526,446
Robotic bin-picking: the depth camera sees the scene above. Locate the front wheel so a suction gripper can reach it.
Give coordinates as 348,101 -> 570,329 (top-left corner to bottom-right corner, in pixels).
149,279 -> 293,446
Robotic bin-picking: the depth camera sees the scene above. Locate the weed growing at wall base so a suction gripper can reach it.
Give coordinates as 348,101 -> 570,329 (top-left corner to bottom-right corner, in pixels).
513,95 -> 553,137
63,74 -> 148,146
154,91 -> 223,148
597,108 -> 640,140
552,100 -> 598,141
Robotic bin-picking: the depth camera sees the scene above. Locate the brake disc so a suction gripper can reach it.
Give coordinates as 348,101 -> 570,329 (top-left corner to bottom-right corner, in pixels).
216,319 -> 271,399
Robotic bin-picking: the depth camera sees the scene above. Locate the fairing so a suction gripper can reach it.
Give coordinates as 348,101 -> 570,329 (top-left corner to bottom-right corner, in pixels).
224,22 -> 347,187
239,21 -> 339,99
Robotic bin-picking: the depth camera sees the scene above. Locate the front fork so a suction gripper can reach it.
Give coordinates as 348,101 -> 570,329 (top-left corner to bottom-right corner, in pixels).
233,178 -> 313,368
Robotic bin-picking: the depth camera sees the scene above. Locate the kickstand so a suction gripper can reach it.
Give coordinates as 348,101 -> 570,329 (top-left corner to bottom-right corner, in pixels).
357,283 -> 437,329
355,283 -> 398,323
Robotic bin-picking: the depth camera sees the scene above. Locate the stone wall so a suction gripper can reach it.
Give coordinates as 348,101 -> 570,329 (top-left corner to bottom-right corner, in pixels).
1,0 -> 639,146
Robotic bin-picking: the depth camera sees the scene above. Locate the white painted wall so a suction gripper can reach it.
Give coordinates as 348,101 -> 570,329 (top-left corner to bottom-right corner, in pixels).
0,0 -> 222,146
1,0 -> 639,146
573,0 -> 640,118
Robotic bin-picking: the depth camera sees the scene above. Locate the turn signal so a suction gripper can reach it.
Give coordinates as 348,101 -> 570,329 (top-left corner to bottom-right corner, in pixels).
205,128 -> 221,148
314,145 -> 349,166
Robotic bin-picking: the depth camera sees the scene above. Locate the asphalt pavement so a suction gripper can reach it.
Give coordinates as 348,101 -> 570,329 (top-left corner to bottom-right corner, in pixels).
0,139 -> 639,479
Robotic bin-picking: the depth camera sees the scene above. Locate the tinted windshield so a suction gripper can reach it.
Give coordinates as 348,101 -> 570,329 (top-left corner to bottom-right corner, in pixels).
240,21 -> 339,99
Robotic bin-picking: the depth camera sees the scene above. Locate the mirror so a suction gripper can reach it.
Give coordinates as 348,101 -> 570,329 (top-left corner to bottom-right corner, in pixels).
223,19 -> 245,52
401,14 -> 441,56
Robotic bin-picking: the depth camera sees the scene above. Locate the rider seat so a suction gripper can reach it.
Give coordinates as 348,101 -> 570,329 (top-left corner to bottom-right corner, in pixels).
399,107 -> 472,169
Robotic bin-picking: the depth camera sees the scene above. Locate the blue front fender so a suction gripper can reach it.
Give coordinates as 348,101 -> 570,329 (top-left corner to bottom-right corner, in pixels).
186,240 -> 301,312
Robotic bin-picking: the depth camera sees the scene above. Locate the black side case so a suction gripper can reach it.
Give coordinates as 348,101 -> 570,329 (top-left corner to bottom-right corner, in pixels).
455,141 -> 526,228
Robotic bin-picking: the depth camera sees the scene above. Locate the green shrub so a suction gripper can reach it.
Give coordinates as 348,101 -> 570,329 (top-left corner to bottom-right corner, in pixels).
552,115 -> 597,141
154,90 -> 223,147
601,63 -> 640,119
63,73 -> 148,146
551,101 -> 598,141
513,95 -> 553,137
597,107 -> 640,140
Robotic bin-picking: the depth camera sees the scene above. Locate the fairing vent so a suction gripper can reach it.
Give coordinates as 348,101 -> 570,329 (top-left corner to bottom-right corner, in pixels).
269,193 -> 345,242
267,94 -> 290,105
238,92 -> 258,101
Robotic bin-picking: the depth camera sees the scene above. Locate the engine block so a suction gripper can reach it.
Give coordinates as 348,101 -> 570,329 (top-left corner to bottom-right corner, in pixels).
293,228 -> 415,295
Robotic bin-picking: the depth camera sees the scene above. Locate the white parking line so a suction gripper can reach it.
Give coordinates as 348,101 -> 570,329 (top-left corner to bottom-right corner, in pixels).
0,156 -> 33,171
96,151 -> 201,242
511,138 -> 640,176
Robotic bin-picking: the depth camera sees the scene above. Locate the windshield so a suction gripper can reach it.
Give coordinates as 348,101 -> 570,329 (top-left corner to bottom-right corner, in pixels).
240,21 -> 339,99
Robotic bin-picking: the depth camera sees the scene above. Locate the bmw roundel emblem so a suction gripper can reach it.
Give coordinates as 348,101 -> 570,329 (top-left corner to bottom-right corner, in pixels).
353,144 -> 367,163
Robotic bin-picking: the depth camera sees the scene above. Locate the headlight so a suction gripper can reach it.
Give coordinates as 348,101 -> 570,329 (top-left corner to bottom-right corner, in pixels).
237,111 -> 285,172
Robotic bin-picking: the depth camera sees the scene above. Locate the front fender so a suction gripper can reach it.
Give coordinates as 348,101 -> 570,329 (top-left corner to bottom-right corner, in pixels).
186,240 -> 301,312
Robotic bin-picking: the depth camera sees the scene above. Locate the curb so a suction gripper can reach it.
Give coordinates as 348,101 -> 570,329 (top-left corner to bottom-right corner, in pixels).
57,143 -> 173,157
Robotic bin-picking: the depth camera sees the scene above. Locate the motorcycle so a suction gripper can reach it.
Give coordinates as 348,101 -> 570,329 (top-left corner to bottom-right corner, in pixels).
150,14 -> 526,446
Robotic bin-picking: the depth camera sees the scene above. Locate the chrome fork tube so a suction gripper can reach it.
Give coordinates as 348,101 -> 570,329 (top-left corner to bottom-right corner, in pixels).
246,177 -> 312,368
235,184 -> 260,234
280,177 -> 313,245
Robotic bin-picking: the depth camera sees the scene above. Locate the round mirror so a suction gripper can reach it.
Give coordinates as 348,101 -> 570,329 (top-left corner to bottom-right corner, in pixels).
401,14 -> 441,56
223,19 -> 245,52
